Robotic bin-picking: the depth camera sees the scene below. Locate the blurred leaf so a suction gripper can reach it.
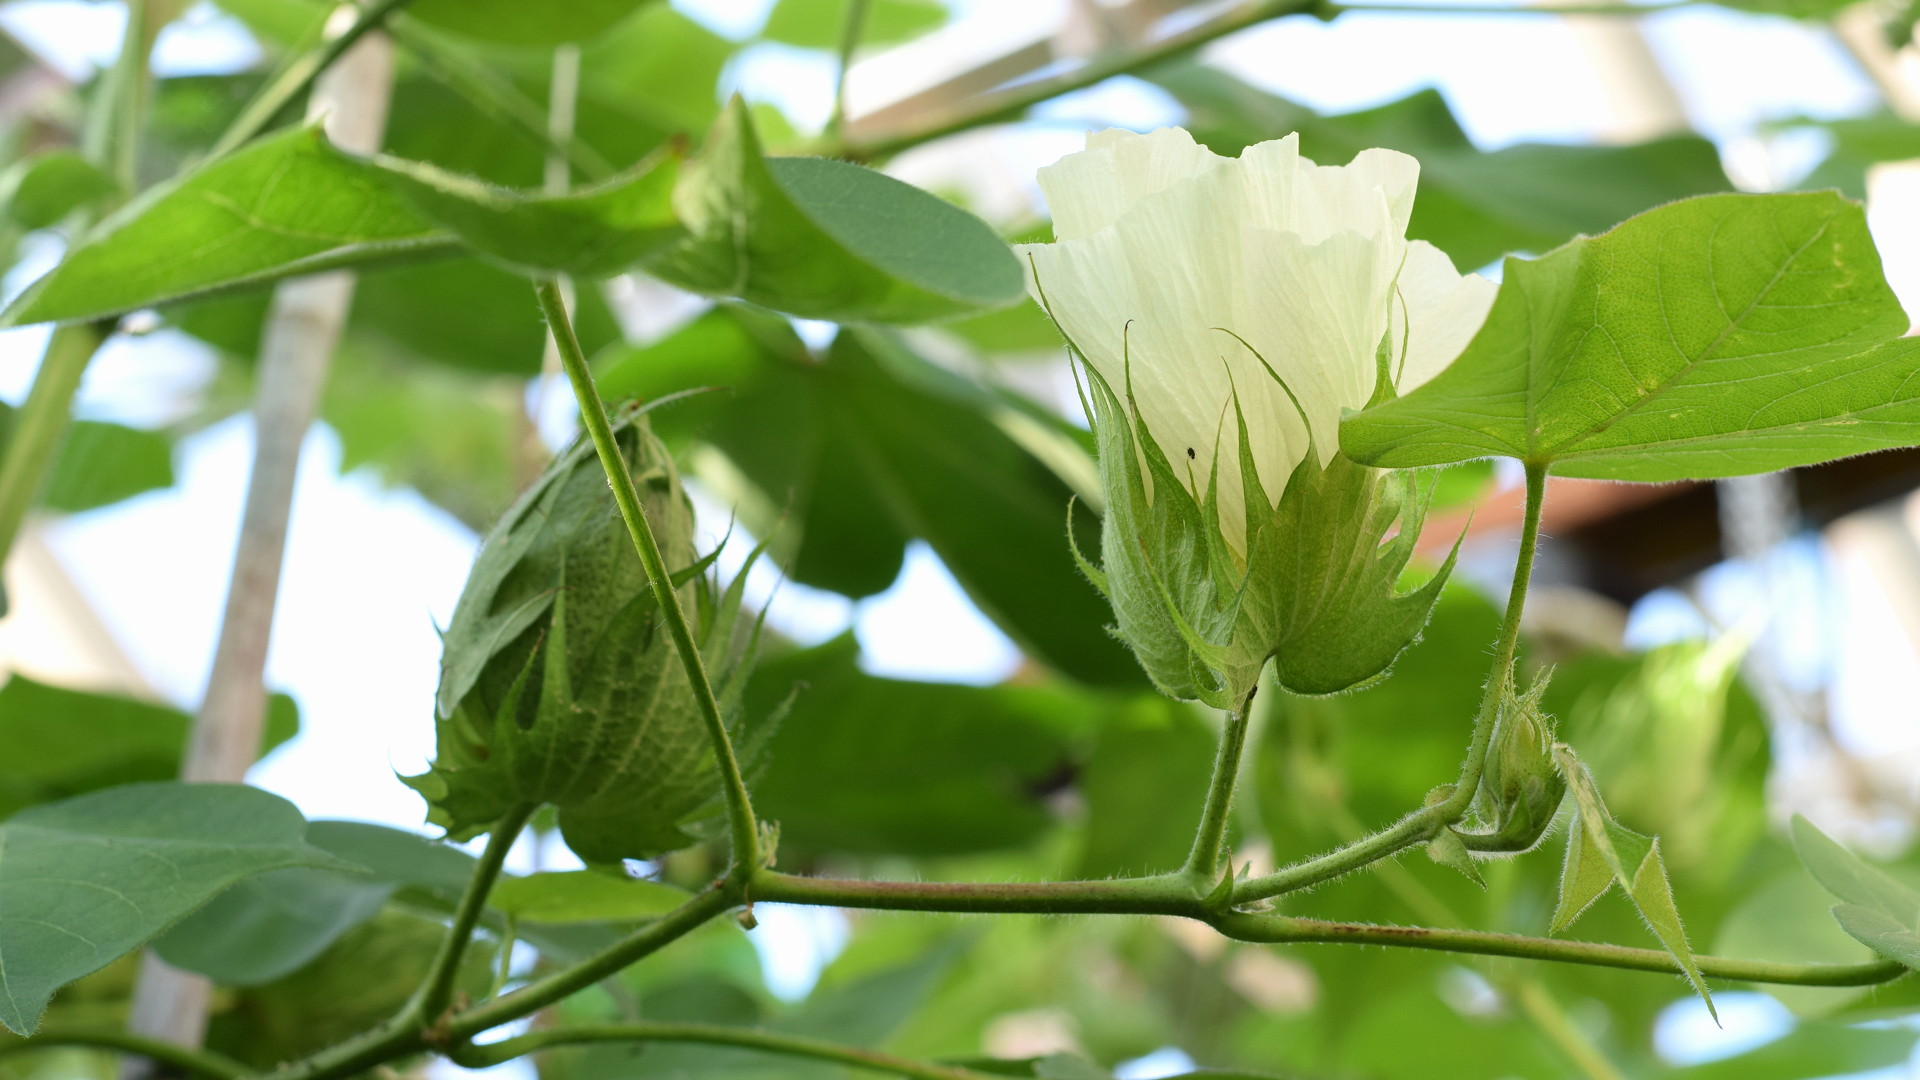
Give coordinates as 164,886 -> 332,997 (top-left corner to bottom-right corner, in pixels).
1344,193 -> 1920,481
1706,0 -> 1854,18
0,151 -> 118,230
0,677 -> 296,819
1791,815 -> 1920,923
1076,696 -> 1213,878
489,871 -> 690,924
371,150 -> 683,276
1717,869 -> 1880,1016
206,909 -> 494,1067
4,127 -> 449,327
761,0 -> 946,49
1157,63 -> 1729,270
1658,1021 -> 1919,1080
408,0 -> 647,46
1829,905 -> 1920,968
210,0 -> 327,46
648,100 -> 1023,323
0,404 -> 172,514
942,298 -> 1065,354
352,258 -> 623,375
1794,112 -> 1920,199
0,782 -> 349,1035
579,7 -> 738,136
600,318 -> 1140,684
152,864 -> 391,986
744,636 -> 1090,856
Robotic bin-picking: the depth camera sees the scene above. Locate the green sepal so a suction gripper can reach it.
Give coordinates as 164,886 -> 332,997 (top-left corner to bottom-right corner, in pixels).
1426,827 -> 1486,887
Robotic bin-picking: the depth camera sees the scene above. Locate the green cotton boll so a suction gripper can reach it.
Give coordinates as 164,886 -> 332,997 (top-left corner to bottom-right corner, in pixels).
1477,676 -> 1566,851
406,412 -> 773,862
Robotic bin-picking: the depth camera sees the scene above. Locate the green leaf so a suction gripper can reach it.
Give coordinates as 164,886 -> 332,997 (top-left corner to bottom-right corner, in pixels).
1794,112 -> 1920,200
1828,904 -> 1920,968
1790,814 -> 1920,923
1076,697 -> 1216,878
151,865 -> 392,986
370,151 -> 683,277
1344,192 -> 1920,482
1550,746 -> 1714,1015
646,99 -> 1023,323
489,871 -> 691,924
0,405 -> 173,514
0,782 -> 349,1034
408,0 -> 647,45
3,126 -> 449,327
1658,1020 -> 1919,1080
1156,63 -> 1730,271
744,636 -> 1092,856
0,677 -> 296,819
761,0 -> 946,49
0,150 -> 118,230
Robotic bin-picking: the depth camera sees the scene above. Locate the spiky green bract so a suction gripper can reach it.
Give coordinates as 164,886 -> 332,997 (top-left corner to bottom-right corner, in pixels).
409,411 -> 773,860
1074,363 -> 1452,704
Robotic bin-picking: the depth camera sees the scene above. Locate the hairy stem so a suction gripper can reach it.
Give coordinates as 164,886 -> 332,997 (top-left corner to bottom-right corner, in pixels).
0,1032 -> 248,1080
1185,689 -> 1257,886
1218,912 -> 1911,986
1233,462 -> 1548,902
752,869 -> 1201,915
450,1022 -> 992,1080
534,278 -> 762,876
413,803 -> 535,1026
211,0 -> 416,158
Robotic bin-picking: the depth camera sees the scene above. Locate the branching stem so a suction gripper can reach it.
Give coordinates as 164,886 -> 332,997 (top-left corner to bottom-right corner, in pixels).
533,278 -> 762,876
211,0 -> 416,158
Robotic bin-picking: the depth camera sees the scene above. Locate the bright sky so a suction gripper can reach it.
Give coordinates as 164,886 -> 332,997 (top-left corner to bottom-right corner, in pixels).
1,0 -> 1917,1070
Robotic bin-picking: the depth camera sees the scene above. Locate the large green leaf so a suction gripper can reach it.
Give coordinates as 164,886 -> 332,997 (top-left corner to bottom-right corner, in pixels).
3,126 -> 449,327
1075,697 -> 1215,878
151,865 -> 391,986
1343,192 -> 1920,481
646,100 -> 1023,323
1156,63 -> 1730,271
0,782 -> 348,1034
407,0 -> 647,45
0,677 -> 297,819
744,636 -> 1094,856
761,0 -> 946,49
489,871 -> 690,924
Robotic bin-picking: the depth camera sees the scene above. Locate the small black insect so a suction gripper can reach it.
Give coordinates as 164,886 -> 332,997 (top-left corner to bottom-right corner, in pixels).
1186,447 -> 1196,460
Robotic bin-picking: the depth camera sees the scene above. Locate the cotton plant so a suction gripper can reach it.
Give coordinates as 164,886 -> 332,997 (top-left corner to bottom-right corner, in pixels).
1022,128 -> 1495,707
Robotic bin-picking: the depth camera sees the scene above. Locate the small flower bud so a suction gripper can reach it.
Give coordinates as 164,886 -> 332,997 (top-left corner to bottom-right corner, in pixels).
1477,675 -> 1566,851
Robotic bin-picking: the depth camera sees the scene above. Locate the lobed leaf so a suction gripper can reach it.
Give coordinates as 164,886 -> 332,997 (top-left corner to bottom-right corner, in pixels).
1344,192 -> 1920,482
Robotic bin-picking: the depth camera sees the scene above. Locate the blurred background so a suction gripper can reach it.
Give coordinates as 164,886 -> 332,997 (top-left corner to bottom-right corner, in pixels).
1,0 -> 1919,1075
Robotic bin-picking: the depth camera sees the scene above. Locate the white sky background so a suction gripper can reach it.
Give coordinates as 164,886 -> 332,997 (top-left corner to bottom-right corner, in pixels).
1,0 -> 1919,1069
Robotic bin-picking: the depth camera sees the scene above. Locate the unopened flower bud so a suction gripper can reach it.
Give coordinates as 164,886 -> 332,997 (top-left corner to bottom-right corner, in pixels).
1478,676 -> 1566,850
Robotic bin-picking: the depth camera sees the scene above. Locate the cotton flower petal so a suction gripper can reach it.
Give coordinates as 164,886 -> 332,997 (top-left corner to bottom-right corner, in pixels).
1389,240 -> 1499,393
1037,127 -> 1222,242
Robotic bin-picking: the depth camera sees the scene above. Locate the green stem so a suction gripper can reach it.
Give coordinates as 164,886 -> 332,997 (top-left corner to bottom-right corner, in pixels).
450,1022 -> 993,1080
751,869 -> 1200,915
210,0 -> 417,159
446,886 -> 734,1039
1184,689 -> 1257,886
826,0 -> 874,138
1232,462 -> 1548,903
836,0 -> 1319,158
413,803 -> 536,1026
1217,912 -> 1911,986
0,1031 -> 248,1080
534,278 -> 762,876
97,0 -> 148,191
1511,979 -> 1630,1080
0,322 -> 109,585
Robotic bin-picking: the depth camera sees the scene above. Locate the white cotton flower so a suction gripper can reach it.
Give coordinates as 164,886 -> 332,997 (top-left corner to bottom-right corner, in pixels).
1018,127 -> 1496,553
